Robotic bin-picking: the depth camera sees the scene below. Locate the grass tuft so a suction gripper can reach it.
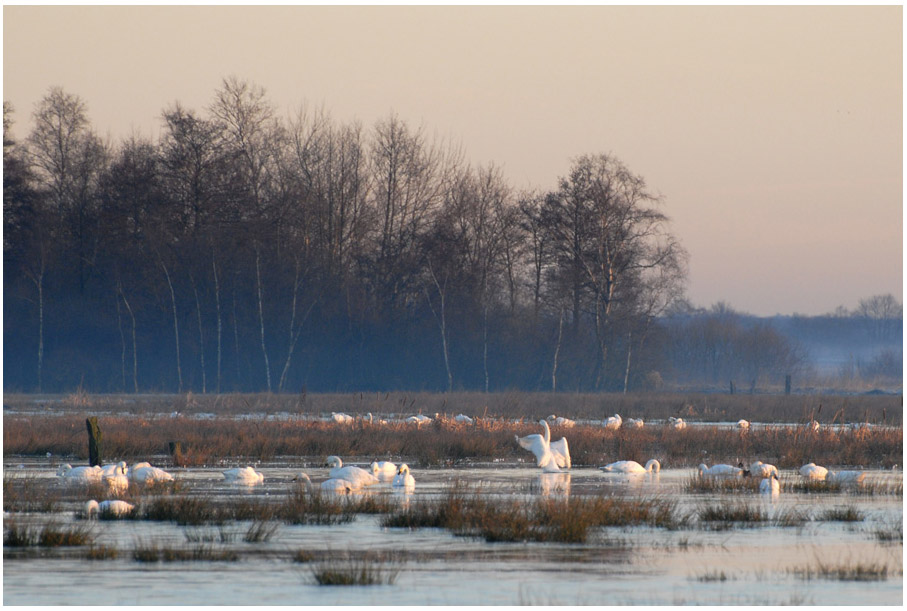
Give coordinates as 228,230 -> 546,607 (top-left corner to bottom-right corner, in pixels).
311,551 -> 401,586
817,506 -> 865,522
789,560 -> 891,581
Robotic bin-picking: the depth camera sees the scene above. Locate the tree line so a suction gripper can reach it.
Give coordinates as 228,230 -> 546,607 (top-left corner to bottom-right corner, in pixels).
4,78 -> 891,394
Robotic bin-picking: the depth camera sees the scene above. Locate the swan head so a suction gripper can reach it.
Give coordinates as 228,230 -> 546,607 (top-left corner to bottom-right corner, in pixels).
294,472 -> 313,489
57,464 -> 73,476
397,464 -> 410,475
645,459 -> 661,473
85,500 -> 100,518
698,463 -> 708,475
325,456 -> 342,468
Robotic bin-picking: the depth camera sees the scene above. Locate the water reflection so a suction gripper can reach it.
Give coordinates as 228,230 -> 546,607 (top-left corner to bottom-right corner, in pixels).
534,472 -> 571,497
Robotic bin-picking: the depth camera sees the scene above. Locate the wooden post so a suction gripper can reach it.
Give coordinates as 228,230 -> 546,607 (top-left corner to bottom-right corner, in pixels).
86,417 -> 102,467
729,381 -> 736,395
785,375 -> 792,395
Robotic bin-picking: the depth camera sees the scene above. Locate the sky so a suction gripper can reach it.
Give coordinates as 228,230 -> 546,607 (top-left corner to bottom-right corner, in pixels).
3,5 -> 902,317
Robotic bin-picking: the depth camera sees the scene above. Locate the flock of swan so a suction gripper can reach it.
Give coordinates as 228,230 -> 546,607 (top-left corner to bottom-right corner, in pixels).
512,417 -> 868,499
68,410 -> 874,518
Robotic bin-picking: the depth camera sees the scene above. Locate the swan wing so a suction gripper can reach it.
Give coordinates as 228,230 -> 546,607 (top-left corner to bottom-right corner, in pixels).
550,438 -> 571,469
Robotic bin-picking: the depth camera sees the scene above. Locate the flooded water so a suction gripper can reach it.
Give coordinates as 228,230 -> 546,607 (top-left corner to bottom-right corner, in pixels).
3,457 -> 902,605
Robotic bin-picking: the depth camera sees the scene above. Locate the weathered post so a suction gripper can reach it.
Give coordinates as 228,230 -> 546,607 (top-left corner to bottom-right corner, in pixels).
86,417 -> 102,467
729,381 -> 736,395
785,375 -> 792,395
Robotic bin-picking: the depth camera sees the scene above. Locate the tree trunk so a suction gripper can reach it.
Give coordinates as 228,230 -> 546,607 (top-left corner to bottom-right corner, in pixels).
191,279 -> 206,393
212,254 -> 222,394
622,329 -> 633,394
255,249 -> 272,392
425,262 -> 453,393
160,258 -> 183,392
552,308 -> 565,392
85,417 -> 102,467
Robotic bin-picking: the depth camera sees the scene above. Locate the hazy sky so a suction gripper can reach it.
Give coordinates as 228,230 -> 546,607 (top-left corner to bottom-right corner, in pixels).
4,5 -> 902,316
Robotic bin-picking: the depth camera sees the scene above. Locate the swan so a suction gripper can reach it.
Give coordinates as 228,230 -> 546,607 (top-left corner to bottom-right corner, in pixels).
515,420 -> 567,472
222,466 -> 264,484
827,470 -> 866,484
128,464 -> 174,484
698,463 -> 743,477
103,472 -> 130,495
455,414 -> 474,424
294,473 -> 355,494
325,456 -> 379,487
807,420 -> 821,432
749,461 -> 779,478
370,461 -> 398,482
625,418 -> 644,429
331,412 -> 354,424
406,414 -> 432,426
392,464 -> 416,491
85,499 -> 135,518
549,437 -> 571,469
600,459 -> 661,474
737,419 -> 750,430
759,473 -> 780,496
100,461 -> 128,477
799,462 -> 829,480
668,416 -> 687,430
57,464 -> 103,483
546,414 -> 576,427
603,414 -> 622,430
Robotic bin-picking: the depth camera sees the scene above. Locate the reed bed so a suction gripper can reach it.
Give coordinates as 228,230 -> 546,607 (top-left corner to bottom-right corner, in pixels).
380,482 -> 683,543
4,521 -> 95,547
5,409 -> 900,469
817,506 -> 865,522
6,391 -> 899,426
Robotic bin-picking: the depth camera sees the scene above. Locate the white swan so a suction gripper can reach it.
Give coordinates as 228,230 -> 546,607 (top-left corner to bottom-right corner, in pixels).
625,418 -> 644,429
799,462 -> 829,480
85,499 -> 135,518
128,463 -> 174,484
392,464 -> 416,491
325,456 -> 379,487
546,414 -> 576,427
370,461 -> 398,482
103,472 -> 130,495
455,414 -> 474,424
600,459 -> 661,474
807,420 -> 821,432
406,414 -> 432,426
698,463 -> 743,477
222,466 -> 264,484
57,464 -> 103,483
749,461 -> 779,478
294,473 -> 355,494
100,461 -> 128,477
603,414 -> 622,430
827,470 -> 866,484
515,420 -> 567,472
737,419 -> 750,430
668,416 -> 687,430
759,473 -> 780,496
331,412 -> 354,424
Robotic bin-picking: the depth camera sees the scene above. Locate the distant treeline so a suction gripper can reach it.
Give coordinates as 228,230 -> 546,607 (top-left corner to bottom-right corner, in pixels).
3,80 -> 901,394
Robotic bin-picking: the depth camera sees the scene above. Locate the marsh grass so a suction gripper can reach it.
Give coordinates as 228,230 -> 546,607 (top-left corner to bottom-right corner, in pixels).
789,559 -> 891,581
683,475 -> 761,494
5,392 -> 900,468
184,527 -> 236,544
243,520 -> 279,543
4,521 -> 95,547
817,506 -> 865,522
872,519 -> 903,543
293,549 -> 315,563
381,483 -> 683,543
85,544 -> 118,560
310,550 -> 401,586
3,474 -> 61,513
132,540 -> 239,562
695,570 -> 733,582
